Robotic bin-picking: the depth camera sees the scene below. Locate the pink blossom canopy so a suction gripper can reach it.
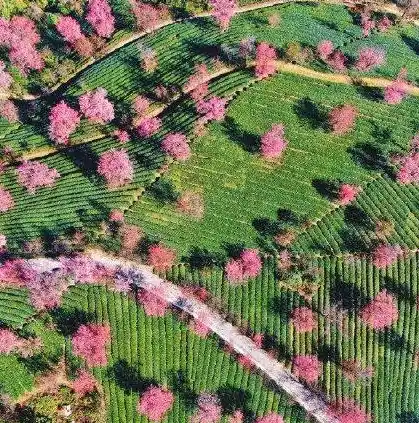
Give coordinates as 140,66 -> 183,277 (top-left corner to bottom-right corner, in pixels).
360,290 -> 399,330
260,124 -> 288,159
17,161 -> 60,194
79,88 -> 115,123
49,101 -> 80,145
97,149 -> 134,188
161,132 -> 191,161
137,386 -> 174,421
86,0 -> 115,38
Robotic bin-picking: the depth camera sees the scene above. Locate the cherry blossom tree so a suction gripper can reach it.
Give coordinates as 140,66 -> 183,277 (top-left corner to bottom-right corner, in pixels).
359,289 -> 398,330
16,161 -> 60,194
0,328 -> 22,354
79,88 -> 114,123
0,187 -> 14,212
196,97 -> 227,122
140,47 -> 158,72
109,209 -> 125,223
260,124 -> 288,159
377,16 -> 392,32
397,151 -> 419,184
97,149 -> 134,188
73,36 -> 94,58
56,16 -> 84,44
137,386 -> 174,421
228,410 -> 244,423
360,10 -> 375,36
137,288 -> 168,316
132,95 -> 150,117
354,47 -> 386,72
292,355 -> 321,383
255,42 -> 277,79
189,317 -> 211,338
225,258 -> 243,284
176,191 -> 204,219
328,104 -> 358,135
49,101 -> 80,145
384,68 -> 409,104
113,129 -> 130,143
147,243 -> 176,270
191,82 -> 209,102
255,413 -> 284,423
290,306 -> 317,332
86,0 -> 115,38
191,393 -> 222,423
120,223 -> 143,254
209,0 -> 238,31
317,40 -> 334,61
341,359 -> 374,382
328,399 -> 371,423
225,249 -> 262,284
137,116 -> 161,137
72,369 -> 97,397
337,184 -> 360,205
184,64 -> 210,93
0,100 -> 18,122
371,244 -> 402,268
0,259 -> 36,286
132,1 -> 165,31
71,323 -> 111,366
0,61 -> 12,90
161,133 -> 191,161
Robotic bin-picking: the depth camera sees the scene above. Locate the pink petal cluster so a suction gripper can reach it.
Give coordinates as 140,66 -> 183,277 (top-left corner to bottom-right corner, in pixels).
337,184 -> 360,205
137,288 -> 168,317
355,47 -> 386,72
71,323 -> 111,366
16,160 -> 60,194
209,0 -> 238,31
328,399 -> 371,423
260,124 -> 288,159
292,355 -> 322,383
48,101 -> 80,145
360,10 -> 375,36
0,328 -> 21,354
184,64 -> 210,93
147,243 -> 176,270
132,95 -> 150,116
317,40 -> 334,61
360,290 -> 398,330
137,116 -> 162,137
113,129 -> 130,143
196,96 -> 227,122
97,149 -> 134,188
56,16 -> 84,44
191,393 -> 222,423
316,40 -> 347,71
328,104 -> 358,135
0,187 -> 14,212
225,248 -> 262,284
137,386 -> 174,421
79,88 -> 114,123
86,0 -> 115,38
228,410 -> 244,423
60,255 -> 112,283
371,244 -> 402,268
72,369 -> 97,397
0,61 -> 12,89
397,152 -> 419,184
109,209 -> 125,222
161,132 -> 191,161
0,259 -> 36,286
132,1 -> 165,31
120,223 -> 143,254
384,68 -> 409,105
255,413 -> 284,423
255,42 -> 277,79
290,306 -> 317,332
0,99 -> 19,122
377,16 -> 392,32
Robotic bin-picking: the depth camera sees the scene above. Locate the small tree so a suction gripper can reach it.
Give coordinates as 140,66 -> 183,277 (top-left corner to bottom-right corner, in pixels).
371,244 -> 402,268
184,64 -> 210,93
137,116 -> 161,137
290,306 -> 316,332
0,61 -> 12,90
189,316 -> 211,338
120,223 -> 142,255
140,47 -> 158,72
132,95 -> 150,117
137,288 -> 168,317
0,186 -> 14,212
209,0 -> 238,31
49,101 -> 80,145
196,97 -> 227,122
97,149 -> 134,188
147,244 -> 176,270
360,9 -> 375,37
317,40 -> 334,61
354,47 -> 385,72
0,328 -> 22,354
132,1 -> 165,31
384,68 -> 409,105
161,133 -> 191,161
225,249 -> 262,284
328,104 -> 358,135
56,16 -> 84,44
341,359 -> 374,382
191,393 -> 222,423
137,386 -> 174,421
377,16 -> 392,32
86,0 -> 115,38
337,184 -> 360,205
73,36 -> 94,58
79,88 -> 114,123
255,42 -> 277,79
17,161 -> 60,194
255,413 -> 284,423
328,399 -> 371,423
0,99 -> 18,122
71,323 -> 111,366
359,289 -> 398,330
396,152 -> 419,184
72,369 -> 97,397
292,355 -> 321,383
260,124 -> 288,159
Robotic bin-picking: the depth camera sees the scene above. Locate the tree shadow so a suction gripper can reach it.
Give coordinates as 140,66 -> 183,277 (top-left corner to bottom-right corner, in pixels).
293,97 -> 327,130
338,227 -> 371,253
187,246 -> 225,269
170,370 -> 197,411
401,35 -> 419,56
109,359 -> 155,393
252,217 -> 282,237
311,178 -> 339,201
354,84 -> 383,102
222,242 -> 246,259
316,343 -> 341,364
147,178 -> 179,204
217,386 -> 251,415
383,276 -> 417,306
62,144 -> 99,180
277,208 -> 301,224
222,116 -> 260,153
330,278 -> 367,311
377,328 -> 410,353
398,411 -> 419,423
268,292 -> 300,321
184,38 -> 221,60
263,334 -> 292,362
343,205 -> 373,230
50,308 -> 95,337
348,142 -> 392,176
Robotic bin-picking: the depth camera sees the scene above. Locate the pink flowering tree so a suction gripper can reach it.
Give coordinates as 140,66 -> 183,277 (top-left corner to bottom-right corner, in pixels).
328,104 -> 358,135
228,410 -> 244,423
384,68 -> 409,104
137,386 -> 174,421
255,413 -> 284,423
0,186 -> 14,212
260,124 -> 288,159
49,101 -> 80,145
290,306 -> 317,332
191,393 -> 222,423
147,243 -> 176,270
184,64 -> 210,93
137,288 -> 168,317
354,47 -> 386,72
71,323 -> 111,366
120,223 -> 143,254
137,116 -> 161,137
113,129 -> 130,144
316,40 -> 347,72
72,369 -> 97,397
86,0 -> 115,38
0,61 -> 12,90
79,88 -> 114,123
56,16 -> 84,44
97,149 -> 134,188
132,1 -> 165,31
337,184 -> 360,205
161,132 -> 191,161
209,0 -> 238,31
132,95 -> 150,117
317,40 -> 334,61
397,152 -> 419,184
377,16 -> 392,32
0,259 -> 36,286
371,244 -> 402,268
225,249 -> 262,284
328,399 -> 371,423
292,355 -> 322,383
359,290 -> 398,330
196,96 -> 227,122
189,311 -> 212,338
0,99 -> 18,122
0,328 -> 22,354
255,42 -> 277,79
16,161 -> 60,194
360,10 -> 375,37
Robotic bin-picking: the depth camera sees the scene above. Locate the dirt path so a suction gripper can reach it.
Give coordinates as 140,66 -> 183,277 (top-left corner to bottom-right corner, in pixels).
28,251 -> 339,423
